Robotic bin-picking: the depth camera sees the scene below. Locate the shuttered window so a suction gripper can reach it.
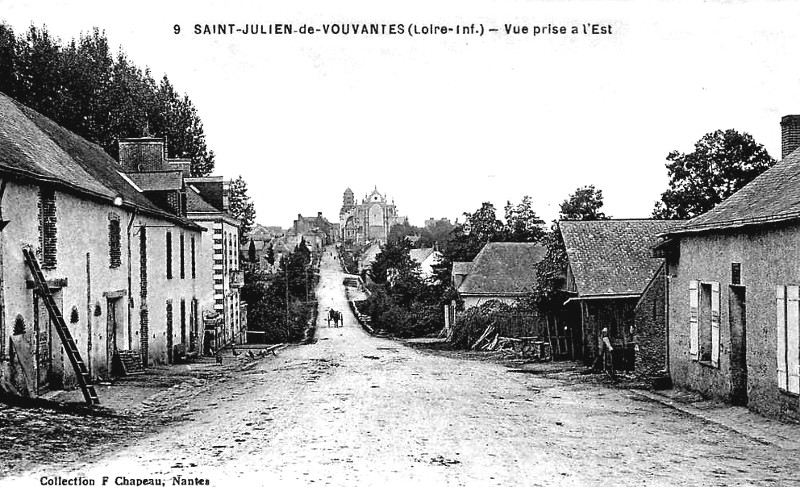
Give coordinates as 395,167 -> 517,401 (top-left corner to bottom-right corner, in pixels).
689,280 -> 699,360
690,280 -> 720,367
777,285 -> 800,394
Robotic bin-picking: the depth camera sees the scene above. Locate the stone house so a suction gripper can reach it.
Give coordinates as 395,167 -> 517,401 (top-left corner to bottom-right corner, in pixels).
118,138 -> 246,353
409,247 -> 443,279
0,93 -> 205,397
457,242 -> 546,310
655,115 -> 800,419
559,219 -> 683,368
451,261 -> 473,289
293,212 -> 335,245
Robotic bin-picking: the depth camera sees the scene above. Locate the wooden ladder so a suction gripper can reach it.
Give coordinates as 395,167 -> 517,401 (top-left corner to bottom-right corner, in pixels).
23,248 -> 99,405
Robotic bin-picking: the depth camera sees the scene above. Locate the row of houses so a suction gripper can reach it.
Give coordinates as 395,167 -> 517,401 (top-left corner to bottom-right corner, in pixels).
0,92 -> 245,398
452,114 -> 800,420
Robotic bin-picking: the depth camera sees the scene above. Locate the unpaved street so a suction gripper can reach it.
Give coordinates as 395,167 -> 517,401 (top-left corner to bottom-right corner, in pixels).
4,250 -> 799,486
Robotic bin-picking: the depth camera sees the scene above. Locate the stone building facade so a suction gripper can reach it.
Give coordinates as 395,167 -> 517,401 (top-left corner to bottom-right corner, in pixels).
0,94 -> 206,398
339,187 -> 406,245
657,114 -> 800,419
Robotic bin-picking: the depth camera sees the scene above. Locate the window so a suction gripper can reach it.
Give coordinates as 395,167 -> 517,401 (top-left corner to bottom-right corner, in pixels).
689,280 -> 719,367
180,233 -> 185,279
39,187 -> 57,269
776,285 -> 800,394
180,299 -> 186,344
166,231 -> 173,279
108,216 -> 121,268
191,236 -> 196,279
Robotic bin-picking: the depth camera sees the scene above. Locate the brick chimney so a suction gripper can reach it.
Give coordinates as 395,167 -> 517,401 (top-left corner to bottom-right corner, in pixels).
781,115 -> 800,159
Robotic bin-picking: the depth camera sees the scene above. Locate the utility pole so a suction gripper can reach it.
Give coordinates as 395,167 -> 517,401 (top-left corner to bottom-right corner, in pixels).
284,259 -> 289,339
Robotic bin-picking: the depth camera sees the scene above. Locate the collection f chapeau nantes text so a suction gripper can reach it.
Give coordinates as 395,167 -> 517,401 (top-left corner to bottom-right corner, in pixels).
175,22 -> 613,38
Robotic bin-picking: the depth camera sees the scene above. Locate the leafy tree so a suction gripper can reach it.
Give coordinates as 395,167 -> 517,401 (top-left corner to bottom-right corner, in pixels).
265,244 -> 275,265
387,220 -> 420,245
0,23 -> 216,175
524,224 -> 569,314
248,240 -> 257,263
462,202 -> 503,242
559,185 -> 609,221
418,219 -> 455,248
502,196 -> 545,242
0,24 -> 18,99
228,176 -> 256,240
369,238 -> 415,284
653,129 -> 776,219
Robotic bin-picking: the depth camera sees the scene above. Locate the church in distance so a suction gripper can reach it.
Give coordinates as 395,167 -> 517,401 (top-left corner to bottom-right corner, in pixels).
339,187 -> 406,245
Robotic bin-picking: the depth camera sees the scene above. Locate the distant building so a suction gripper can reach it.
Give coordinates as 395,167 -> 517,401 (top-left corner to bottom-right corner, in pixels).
339,187 -> 406,245
424,217 -> 451,230
409,247 -> 443,279
457,242 -> 546,309
293,212 -> 335,245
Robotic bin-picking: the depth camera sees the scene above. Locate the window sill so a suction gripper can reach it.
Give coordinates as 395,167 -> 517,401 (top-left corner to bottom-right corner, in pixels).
779,388 -> 800,399
696,360 -> 719,369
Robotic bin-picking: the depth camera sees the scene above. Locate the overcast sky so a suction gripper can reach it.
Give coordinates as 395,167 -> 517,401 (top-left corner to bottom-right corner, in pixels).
3,1 -> 800,228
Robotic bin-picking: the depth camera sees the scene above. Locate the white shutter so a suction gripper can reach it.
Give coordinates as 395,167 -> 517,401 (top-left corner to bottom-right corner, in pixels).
689,280 -> 699,360
788,286 -> 800,394
777,285 -> 788,391
711,282 -> 720,368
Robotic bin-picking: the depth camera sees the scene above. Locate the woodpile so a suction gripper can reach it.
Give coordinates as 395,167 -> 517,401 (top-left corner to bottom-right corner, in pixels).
465,323 -> 552,360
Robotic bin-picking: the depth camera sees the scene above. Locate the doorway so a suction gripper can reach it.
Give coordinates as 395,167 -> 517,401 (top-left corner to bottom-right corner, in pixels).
106,296 -> 125,374
34,289 -> 62,393
729,286 -> 747,405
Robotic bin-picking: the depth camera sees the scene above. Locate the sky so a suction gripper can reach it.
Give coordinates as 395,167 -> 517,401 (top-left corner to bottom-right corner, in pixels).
3,1 -> 800,228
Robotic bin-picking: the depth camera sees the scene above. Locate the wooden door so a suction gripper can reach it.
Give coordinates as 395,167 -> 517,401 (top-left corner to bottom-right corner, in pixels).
729,286 -> 748,405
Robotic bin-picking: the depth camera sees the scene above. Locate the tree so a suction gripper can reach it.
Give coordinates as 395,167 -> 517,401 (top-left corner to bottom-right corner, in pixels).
247,240 -> 257,263
228,176 -> 256,241
388,221 -> 420,246
559,185 -> 609,221
502,196 -> 545,242
0,24 -> 216,174
462,202 -> 503,242
265,244 -> 275,265
653,129 -> 776,219
369,238 -> 416,284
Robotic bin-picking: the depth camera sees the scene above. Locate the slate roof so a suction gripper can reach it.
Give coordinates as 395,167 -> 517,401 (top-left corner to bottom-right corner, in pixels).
667,149 -> 800,235
126,171 -> 184,191
559,219 -> 683,298
458,242 -> 546,296
0,92 -> 199,229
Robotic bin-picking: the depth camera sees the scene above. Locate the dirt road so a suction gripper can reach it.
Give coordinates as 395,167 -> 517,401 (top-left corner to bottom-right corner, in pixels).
4,249 -> 798,486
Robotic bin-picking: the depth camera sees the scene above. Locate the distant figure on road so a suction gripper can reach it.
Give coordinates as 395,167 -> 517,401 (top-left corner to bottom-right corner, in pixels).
328,308 -> 336,327
591,327 -> 615,376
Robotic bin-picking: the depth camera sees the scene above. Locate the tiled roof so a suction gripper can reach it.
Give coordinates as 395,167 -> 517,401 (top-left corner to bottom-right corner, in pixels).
458,242 -> 546,296
410,248 -> 434,265
0,92 -> 199,229
126,171 -> 184,191
186,186 -> 219,213
560,219 -> 683,297
359,243 -> 382,269
452,261 -> 474,276
669,149 -> 800,235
